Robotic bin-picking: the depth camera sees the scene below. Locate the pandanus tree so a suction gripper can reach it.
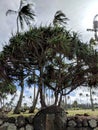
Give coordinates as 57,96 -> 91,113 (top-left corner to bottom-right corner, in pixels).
78,40 -> 98,111
0,53 -> 16,109
77,41 -> 98,111
2,35 -> 30,114
3,11 -> 97,112
6,0 -> 35,33
4,9 -> 89,111
42,28 -> 87,107
3,25 -> 89,111
87,50 -> 98,111
23,26 -> 62,108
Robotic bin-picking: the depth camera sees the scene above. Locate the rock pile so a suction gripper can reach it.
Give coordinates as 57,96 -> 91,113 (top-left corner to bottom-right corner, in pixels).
0,109 -> 97,130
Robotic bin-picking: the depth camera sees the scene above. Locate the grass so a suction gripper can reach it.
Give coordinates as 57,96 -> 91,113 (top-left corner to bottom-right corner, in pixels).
7,108 -> 98,118
67,109 -> 98,117
7,109 -> 38,117
7,112 -> 35,118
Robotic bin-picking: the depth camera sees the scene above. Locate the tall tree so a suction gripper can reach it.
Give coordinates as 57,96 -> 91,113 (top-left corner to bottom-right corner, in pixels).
86,93 -> 89,108
79,93 -> 83,104
2,34 -> 29,114
2,25 -> 97,111
53,10 -> 69,27
6,0 -> 35,33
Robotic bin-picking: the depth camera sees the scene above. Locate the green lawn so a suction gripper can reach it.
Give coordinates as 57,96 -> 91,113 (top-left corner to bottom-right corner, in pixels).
7,108 -> 98,118
67,109 -> 98,117
7,109 -> 38,117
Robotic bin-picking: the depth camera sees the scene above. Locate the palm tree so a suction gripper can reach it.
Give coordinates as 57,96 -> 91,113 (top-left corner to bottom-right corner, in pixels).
53,10 -> 69,27
6,0 -> 35,33
67,96 -> 71,107
89,88 -> 95,111
86,93 -> 89,108
79,93 -> 83,104
73,100 -> 78,110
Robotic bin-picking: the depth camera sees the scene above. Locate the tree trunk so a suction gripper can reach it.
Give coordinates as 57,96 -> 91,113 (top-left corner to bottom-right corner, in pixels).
33,84 -> 36,102
54,92 -> 58,106
90,87 -> 94,111
58,94 -> 62,107
65,94 -> 67,110
14,80 -> 24,114
39,67 -> 46,108
2,98 -> 4,107
17,17 -> 19,33
29,87 -> 40,113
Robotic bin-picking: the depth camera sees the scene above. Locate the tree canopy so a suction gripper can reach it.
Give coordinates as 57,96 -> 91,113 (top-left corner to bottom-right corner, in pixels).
1,24 -> 98,110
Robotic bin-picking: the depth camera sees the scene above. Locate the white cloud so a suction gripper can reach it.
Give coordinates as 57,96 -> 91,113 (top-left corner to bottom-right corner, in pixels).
1,0 -> 98,51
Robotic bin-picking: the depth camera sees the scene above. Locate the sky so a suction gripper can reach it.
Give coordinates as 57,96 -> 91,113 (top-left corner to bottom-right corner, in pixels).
1,0 -> 98,107
1,0 -> 98,51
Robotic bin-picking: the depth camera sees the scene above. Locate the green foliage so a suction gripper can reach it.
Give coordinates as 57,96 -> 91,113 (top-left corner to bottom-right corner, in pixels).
53,10 -> 69,27
1,22 -> 98,108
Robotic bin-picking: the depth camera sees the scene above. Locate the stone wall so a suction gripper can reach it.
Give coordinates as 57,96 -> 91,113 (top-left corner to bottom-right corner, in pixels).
0,115 -> 34,130
66,115 -> 98,130
0,115 -> 98,130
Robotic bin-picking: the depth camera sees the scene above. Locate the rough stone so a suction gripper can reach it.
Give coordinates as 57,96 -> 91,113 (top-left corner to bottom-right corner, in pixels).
0,123 -> 9,130
26,115 -> 34,124
19,127 -> 25,130
7,123 -> 16,130
94,127 -> 98,130
26,124 -> 34,130
54,110 -> 67,130
0,120 -> 3,126
33,106 -> 67,130
82,128 -> 92,130
0,114 -> 98,130
0,112 -> 7,119
8,117 -> 16,123
88,119 -> 97,128
75,118 -> 82,127
82,119 -> 88,127
46,114 -> 55,130
16,116 -> 25,128
2,122 -> 9,127
68,120 -> 77,127
0,126 -> 8,130
67,127 -> 78,130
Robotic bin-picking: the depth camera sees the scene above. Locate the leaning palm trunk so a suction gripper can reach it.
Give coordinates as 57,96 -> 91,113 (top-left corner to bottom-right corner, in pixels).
39,67 -> 46,108
16,17 -> 19,34
14,80 -> 24,114
90,87 -> 94,111
29,87 -> 40,113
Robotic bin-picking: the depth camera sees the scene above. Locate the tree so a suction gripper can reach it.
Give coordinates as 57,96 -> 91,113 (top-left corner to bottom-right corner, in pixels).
2,23 -> 97,112
86,93 -> 89,108
53,10 -> 69,27
85,45 -> 98,111
89,88 -> 95,111
6,0 -> 35,33
0,53 -> 16,110
27,73 -> 40,113
79,93 -> 83,104
2,35 -> 30,114
72,100 -> 78,110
